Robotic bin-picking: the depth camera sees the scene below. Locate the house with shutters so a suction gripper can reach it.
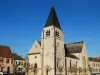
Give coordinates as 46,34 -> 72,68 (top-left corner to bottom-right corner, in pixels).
13,53 -> 25,74
0,45 -> 14,73
88,57 -> 100,74
27,6 -> 89,75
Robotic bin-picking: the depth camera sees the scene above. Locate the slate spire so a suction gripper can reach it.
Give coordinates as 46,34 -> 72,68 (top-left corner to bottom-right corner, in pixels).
44,6 -> 62,30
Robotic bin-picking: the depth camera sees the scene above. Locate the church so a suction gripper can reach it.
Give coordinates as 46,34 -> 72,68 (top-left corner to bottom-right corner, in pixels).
27,6 -> 89,75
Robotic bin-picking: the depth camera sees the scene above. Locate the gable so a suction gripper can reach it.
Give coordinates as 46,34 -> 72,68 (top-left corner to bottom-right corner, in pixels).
28,41 -> 41,54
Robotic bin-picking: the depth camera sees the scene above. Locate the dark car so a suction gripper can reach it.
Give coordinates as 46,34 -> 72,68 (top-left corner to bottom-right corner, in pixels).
92,73 -> 100,75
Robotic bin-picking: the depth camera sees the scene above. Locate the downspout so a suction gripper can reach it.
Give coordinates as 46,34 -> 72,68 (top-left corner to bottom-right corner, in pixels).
65,56 -> 67,75
41,30 -> 44,75
54,27 -> 56,75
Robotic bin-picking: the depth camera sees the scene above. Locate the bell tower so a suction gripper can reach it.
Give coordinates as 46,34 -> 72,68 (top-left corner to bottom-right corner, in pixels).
41,6 -> 65,75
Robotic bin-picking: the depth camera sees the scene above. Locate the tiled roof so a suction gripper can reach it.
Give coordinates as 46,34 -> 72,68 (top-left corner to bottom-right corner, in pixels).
88,57 -> 100,62
44,6 -> 62,30
34,41 -> 83,54
64,41 -> 83,53
13,53 -> 24,60
0,45 -> 13,58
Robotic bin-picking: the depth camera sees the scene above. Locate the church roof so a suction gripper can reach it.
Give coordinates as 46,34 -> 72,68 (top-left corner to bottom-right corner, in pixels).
29,41 -> 83,54
44,6 -> 62,30
64,41 -> 83,53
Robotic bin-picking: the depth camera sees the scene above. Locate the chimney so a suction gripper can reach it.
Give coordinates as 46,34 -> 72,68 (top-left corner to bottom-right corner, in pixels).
99,56 -> 100,59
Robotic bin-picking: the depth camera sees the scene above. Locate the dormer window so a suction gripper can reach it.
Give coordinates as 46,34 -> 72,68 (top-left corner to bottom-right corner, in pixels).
56,30 -> 59,37
46,30 -> 50,37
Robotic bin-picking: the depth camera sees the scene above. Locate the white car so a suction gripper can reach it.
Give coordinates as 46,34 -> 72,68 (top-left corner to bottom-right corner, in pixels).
0,72 -> 13,75
0,72 -> 3,75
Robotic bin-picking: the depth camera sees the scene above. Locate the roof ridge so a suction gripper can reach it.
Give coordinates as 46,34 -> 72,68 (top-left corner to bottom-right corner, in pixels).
37,40 -> 41,45
0,45 -> 9,47
13,53 -> 24,60
37,40 -> 41,42
65,41 -> 84,45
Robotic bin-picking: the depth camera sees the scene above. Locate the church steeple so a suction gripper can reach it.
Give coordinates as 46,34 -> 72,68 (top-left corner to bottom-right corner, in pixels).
44,6 -> 62,30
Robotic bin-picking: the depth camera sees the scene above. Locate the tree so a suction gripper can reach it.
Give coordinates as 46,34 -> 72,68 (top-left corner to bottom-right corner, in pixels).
30,63 -> 40,75
83,68 -> 88,74
58,66 -> 63,75
88,65 -> 93,75
56,57 -> 64,75
24,56 -> 30,75
13,63 -> 18,75
67,65 -> 78,75
24,62 -> 30,75
72,65 -> 77,75
44,65 -> 52,75
77,67 -> 82,75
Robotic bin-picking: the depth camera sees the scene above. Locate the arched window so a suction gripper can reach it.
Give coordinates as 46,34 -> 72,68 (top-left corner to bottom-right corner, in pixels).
34,63 -> 38,75
34,63 -> 37,69
46,30 -> 50,37
56,30 -> 59,37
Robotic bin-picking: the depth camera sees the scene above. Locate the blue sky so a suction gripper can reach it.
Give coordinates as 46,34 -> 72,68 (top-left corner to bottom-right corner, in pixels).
0,0 -> 100,57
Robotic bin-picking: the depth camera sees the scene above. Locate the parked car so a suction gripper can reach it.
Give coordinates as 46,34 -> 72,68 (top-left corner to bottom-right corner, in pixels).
0,72 -> 13,75
0,72 -> 3,75
92,73 -> 100,75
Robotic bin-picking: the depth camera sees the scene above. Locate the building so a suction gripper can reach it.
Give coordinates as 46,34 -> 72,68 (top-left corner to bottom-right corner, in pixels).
27,6 -> 89,75
0,45 -> 13,73
88,57 -> 100,74
13,53 -> 25,74
65,41 -> 89,75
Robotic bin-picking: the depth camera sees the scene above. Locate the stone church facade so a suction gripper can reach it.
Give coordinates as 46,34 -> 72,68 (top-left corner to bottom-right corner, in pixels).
27,6 -> 89,75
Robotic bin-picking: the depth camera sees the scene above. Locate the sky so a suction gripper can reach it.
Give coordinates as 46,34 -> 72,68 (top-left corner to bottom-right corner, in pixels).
0,0 -> 100,57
